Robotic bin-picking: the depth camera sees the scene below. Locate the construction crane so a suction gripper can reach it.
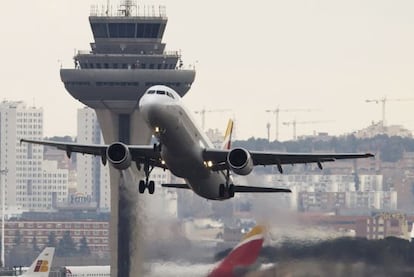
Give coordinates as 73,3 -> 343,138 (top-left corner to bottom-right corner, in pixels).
265,108 -> 316,141
194,108 -> 231,130
365,97 -> 414,128
282,120 -> 331,140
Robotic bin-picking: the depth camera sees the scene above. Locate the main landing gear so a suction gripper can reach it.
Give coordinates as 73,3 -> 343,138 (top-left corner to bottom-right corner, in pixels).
219,183 -> 234,198
138,160 -> 155,194
219,169 -> 235,198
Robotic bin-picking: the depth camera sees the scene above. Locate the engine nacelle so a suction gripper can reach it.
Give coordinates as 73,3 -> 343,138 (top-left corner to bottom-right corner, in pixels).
106,142 -> 132,170
227,147 -> 254,176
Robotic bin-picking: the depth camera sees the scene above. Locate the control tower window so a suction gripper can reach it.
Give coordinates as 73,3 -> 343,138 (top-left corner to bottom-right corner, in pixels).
108,23 -> 136,38
91,23 -> 108,38
136,23 -> 160,38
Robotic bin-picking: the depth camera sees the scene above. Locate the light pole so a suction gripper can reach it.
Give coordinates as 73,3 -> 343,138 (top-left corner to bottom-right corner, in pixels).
0,168 -> 6,267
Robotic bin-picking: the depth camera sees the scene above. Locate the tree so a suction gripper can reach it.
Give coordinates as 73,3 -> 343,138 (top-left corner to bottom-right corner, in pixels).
47,231 -> 57,247
78,236 -> 91,256
14,230 -> 22,246
32,236 -> 40,252
57,231 -> 77,257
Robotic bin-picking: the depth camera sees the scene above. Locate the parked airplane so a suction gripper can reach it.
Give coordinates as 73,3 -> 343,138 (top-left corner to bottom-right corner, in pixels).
64,225 -> 266,277
21,85 -> 373,200
65,265 -> 110,277
0,247 -> 55,277
208,225 -> 266,277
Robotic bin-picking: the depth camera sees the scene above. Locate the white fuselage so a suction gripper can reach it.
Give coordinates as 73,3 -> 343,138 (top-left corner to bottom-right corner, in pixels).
139,87 -> 229,200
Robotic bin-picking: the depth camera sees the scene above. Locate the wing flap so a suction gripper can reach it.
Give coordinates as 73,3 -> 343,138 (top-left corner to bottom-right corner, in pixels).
233,186 -> 291,193
161,183 -> 191,189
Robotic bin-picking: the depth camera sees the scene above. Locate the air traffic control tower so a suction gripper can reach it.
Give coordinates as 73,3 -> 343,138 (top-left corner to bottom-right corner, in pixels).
60,2 -> 195,276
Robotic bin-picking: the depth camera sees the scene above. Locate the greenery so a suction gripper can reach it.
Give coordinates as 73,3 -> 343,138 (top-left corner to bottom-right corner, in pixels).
215,236 -> 414,268
258,236 -> 414,267
78,236 -> 91,256
13,230 -> 22,246
56,230 -> 77,257
32,236 -> 40,252
47,231 -> 57,247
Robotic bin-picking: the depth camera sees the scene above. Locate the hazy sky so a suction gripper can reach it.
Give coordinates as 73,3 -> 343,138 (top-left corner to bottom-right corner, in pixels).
1,0 -> 414,141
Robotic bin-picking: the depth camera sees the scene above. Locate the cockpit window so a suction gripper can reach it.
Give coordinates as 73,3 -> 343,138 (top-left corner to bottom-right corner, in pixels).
148,89 -> 175,99
166,91 -> 175,99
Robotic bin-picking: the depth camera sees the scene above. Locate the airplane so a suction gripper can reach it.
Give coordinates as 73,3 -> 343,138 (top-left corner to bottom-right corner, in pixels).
0,247 -> 55,277
21,85 -> 374,200
64,265 -> 110,277
63,225 -> 267,277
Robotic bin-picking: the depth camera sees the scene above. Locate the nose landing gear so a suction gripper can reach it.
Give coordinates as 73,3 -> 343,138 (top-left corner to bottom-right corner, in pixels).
219,169 -> 235,198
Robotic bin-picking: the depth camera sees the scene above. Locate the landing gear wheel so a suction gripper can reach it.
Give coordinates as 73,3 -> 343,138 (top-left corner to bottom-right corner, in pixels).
138,180 -> 146,194
219,184 -> 225,198
148,180 -> 155,194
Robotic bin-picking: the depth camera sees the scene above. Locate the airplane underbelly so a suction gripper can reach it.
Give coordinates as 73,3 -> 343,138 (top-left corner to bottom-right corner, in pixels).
165,153 -> 208,179
188,173 -> 227,200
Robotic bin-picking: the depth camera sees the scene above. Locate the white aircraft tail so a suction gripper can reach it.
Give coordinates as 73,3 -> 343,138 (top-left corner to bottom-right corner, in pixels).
22,247 -> 54,277
221,119 -> 234,150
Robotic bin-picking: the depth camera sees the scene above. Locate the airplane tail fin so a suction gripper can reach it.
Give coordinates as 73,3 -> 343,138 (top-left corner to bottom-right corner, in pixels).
23,247 -> 55,276
221,119 -> 234,150
208,225 -> 265,277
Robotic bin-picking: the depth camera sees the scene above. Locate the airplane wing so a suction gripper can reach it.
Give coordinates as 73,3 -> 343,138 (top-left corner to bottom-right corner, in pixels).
203,148 -> 374,173
20,139 -> 164,168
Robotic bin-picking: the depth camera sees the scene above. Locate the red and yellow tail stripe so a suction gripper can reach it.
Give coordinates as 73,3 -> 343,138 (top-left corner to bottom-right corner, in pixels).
34,260 -> 49,272
221,119 -> 234,150
208,225 -> 265,277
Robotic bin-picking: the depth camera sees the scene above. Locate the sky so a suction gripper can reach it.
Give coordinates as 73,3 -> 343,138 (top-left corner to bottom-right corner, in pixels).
1,0 -> 414,141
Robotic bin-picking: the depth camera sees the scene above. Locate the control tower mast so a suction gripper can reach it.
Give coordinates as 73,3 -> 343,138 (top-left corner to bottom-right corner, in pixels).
60,1 -> 195,276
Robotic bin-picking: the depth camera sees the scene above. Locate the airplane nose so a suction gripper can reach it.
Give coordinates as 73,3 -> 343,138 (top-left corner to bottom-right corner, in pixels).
139,94 -> 159,122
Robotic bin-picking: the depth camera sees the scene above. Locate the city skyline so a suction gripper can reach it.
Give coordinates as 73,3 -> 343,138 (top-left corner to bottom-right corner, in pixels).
1,0 -> 414,141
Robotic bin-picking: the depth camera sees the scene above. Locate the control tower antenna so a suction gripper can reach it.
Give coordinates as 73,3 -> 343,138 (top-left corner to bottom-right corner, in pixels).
120,0 -> 136,17
106,0 -> 110,15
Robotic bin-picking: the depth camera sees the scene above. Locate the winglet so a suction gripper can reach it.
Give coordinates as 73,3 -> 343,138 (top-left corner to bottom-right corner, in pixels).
23,247 -> 55,276
221,119 -> 234,150
208,225 -> 265,277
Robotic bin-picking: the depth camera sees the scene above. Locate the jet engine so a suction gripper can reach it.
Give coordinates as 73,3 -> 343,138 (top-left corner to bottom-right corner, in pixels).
227,147 -> 254,175
106,142 -> 132,170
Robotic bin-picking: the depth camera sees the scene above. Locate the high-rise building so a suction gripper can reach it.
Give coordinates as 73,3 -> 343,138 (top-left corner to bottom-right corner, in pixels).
77,107 -> 110,210
0,101 -> 68,211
